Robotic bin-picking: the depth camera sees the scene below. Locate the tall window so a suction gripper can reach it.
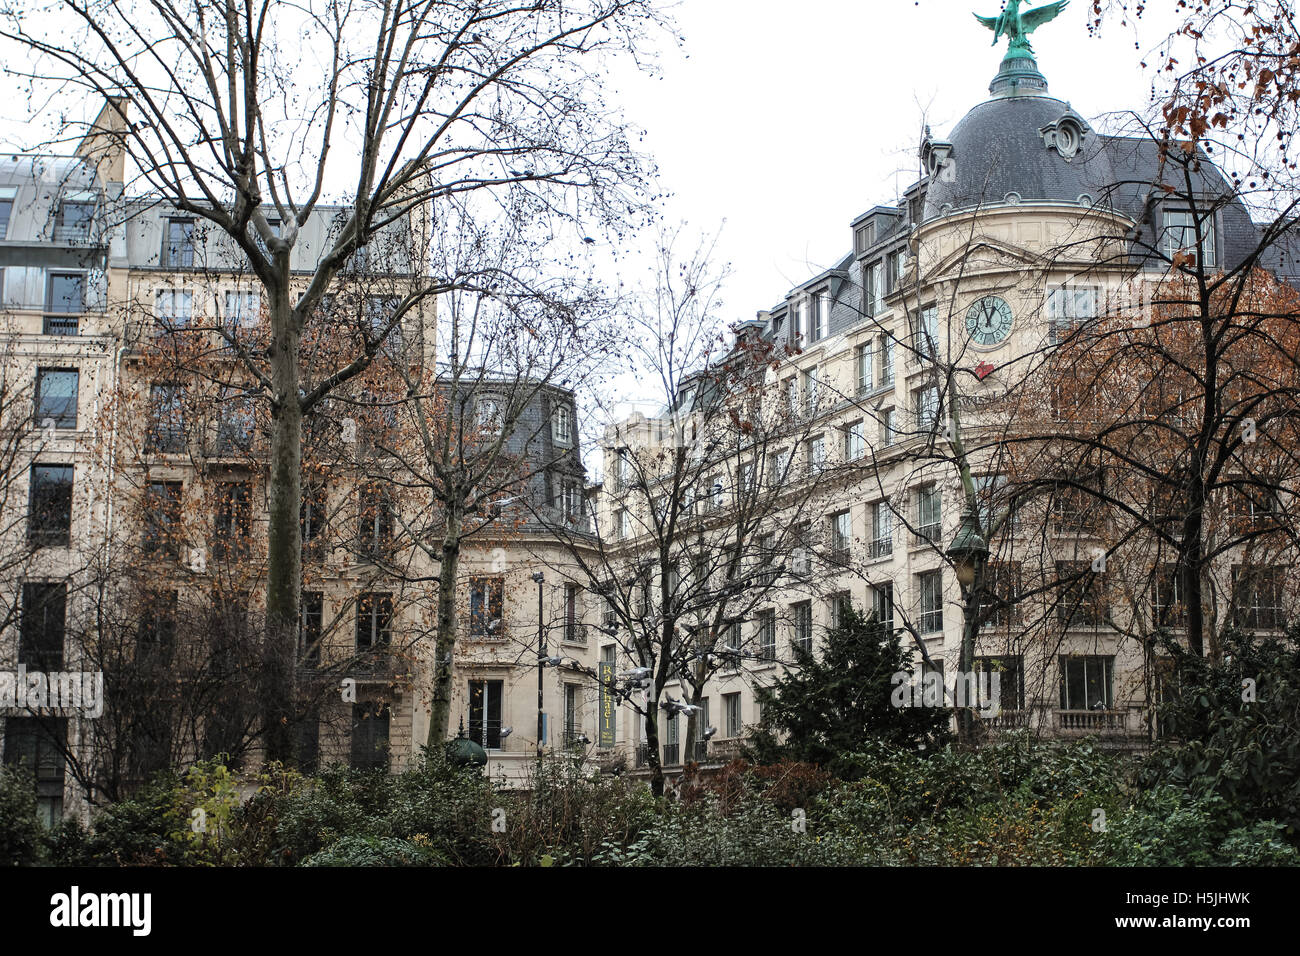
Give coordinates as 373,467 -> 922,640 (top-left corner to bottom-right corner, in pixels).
973,656 -> 1024,710
55,200 -> 95,241
564,683 -> 581,746
3,717 -> 67,827
792,601 -> 813,654
1151,563 -> 1188,628
856,342 -> 873,394
1059,655 -> 1114,710
981,562 -> 1022,628
564,583 -> 583,644
469,577 -> 504,637
802,366 -> 819,415
20,582 -> 66,670
356,592 -> 393,649
830,510 -> 851,564
147,383 -> 186,453
468,680 -> 504,749
143,481 -> 183,556
35,369 -> 78,430
213,482 -> 252,558
870,501 -> 893,557
880,408 -> 896,446
811,291 -> 827,340
477,397 -> 503,436
357,485 -> 394,559
560,478 -> 583,521
783,377 -> 799,417
914,384 -> 939,431
350,702 -> 390,770
215,389 -> 254,453
299,591 -> 323,666
879,336 -> 895,385
1161,209 -> 1216,268
0,195 -> 11,237
872,581 -> 895,630
1055,560 -> 1108,626
918,570 -> 943,634
301,482 -> 328,560
915,484 -> 942,543
44,273 -> 85,334
844,420 -> 866,460
28,464 -> 73,547
804,435 -> 826,477
364,295 -> 402,349
162,217 -> 195,268
914,307 -> 938,360
553,404 -> 573,445
724,693 -> 743,738
865,260 -> 884,316
756,609 -> 776,661
1232,565 -> 1285,630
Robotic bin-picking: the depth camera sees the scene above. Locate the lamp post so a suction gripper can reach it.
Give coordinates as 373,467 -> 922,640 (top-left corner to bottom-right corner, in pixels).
946,503 -> 989,744
533,571 -> 545,761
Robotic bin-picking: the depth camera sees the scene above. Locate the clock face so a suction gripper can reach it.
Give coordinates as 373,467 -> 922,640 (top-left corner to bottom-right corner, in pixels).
965,296 -> 1014,347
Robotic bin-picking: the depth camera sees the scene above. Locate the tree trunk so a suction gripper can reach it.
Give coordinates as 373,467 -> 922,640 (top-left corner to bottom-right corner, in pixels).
1181,477 -> 1207,658
645,707 -> 664,797
426,504 -> 463,748
264,284 -> 303,764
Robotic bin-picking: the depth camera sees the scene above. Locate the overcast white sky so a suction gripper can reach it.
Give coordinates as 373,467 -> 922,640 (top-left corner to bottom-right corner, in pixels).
607,0 -> 1184,318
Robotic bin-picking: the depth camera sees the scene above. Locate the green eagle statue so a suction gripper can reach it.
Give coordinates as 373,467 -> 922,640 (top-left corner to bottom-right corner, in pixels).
974,0 -> 1069,57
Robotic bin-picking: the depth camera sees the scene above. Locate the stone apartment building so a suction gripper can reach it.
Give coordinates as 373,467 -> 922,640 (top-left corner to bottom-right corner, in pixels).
593,46 -> 1297,769
0,102 -> 603,819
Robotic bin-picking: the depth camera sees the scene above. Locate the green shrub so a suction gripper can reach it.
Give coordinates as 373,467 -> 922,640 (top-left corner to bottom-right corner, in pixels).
301,835 -> 445,867
0,766 -> 42,866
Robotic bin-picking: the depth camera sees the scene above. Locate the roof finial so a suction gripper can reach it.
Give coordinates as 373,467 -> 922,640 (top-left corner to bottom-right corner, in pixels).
974,1 -> 1069,97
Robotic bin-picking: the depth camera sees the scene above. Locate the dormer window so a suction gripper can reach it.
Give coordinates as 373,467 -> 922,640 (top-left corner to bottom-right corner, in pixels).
811,291 -> 827,341
1162,209 -> 1217,269
1040,113 -> 1087,161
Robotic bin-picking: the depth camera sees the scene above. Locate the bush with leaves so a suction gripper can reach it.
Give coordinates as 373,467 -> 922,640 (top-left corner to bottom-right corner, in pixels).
748,608 -> 950,776
301,835 -> 446,867
1100,785 -> 1298,866
1142,627 -> 1300,839
0,766 -> 42,866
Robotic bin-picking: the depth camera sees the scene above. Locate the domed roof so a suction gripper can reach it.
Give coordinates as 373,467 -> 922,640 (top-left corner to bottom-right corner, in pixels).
922,93 -> 1116,221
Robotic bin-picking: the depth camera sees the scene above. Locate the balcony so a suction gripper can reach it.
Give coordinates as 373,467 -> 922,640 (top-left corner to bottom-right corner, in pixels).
868,537 -> 893,559
662,742 -> 681,766
1056,709 -> 1129,734
42,314 -> 79,336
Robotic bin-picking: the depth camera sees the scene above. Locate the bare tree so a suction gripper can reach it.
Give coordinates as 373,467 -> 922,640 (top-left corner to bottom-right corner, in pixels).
1,0 -> 667,759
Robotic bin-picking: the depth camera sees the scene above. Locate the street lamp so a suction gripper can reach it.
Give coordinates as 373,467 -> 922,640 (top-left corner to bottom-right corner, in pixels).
946,503 -> 989,743
533,571 -> 546,761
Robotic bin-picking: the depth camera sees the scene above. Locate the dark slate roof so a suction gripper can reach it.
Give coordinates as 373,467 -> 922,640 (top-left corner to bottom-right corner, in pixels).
923,95 -> 1113,217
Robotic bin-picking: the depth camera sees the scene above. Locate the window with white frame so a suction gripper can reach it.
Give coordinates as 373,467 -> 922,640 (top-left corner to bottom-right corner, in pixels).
865,260 -> 884,315
830,510 -> 851,564
918,570 -> 943,634
880,408 -> 896,446
870,501 -> 893,557
811,291 -> 827,340
155,289 -> 193,330
477,397 -> 503,436
844,420 -> 866,460
756,609 -> 776,660
878,336 -> 895,385
916,484 -> 942,543
856,342 -> 873,394
914,384 -> 939,431
914,306 -> 938,361
1161,209 -> 1216,268
724,692 -> 743,738
802,366 -> 819,415
1047,284 -> 1098,342
805,435 -> 826,476
553,404 -> 573,445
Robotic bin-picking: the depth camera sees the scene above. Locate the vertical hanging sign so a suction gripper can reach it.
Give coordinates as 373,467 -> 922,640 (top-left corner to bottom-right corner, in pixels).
598,661 -> 616,747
